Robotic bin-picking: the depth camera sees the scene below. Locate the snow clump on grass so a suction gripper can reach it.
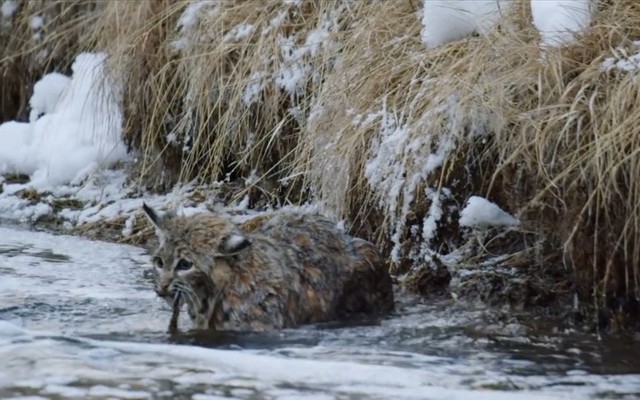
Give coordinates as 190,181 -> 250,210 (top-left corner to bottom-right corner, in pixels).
531,0 -> 595,47
420,0 -> 512,48
0,52 -> 128,190
459,196 -> 519,230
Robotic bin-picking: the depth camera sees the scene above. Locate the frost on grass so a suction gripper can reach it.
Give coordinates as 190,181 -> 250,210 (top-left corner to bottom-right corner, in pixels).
531,0 -> 594,47
274,12 -> 341,99
364,94 -> 464,264
601,41 -> 640,72
223,23 -> 255,42
459,196 -> 519,229
171,1 -> 222,51
1,0 -> 17,19
420,0 -> 512,48
0,52 -> 127,190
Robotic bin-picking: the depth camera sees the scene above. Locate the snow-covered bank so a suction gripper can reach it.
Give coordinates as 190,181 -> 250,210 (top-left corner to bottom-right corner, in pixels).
0,168 -> 202,234
0,52 -> 127,190
0,51 -> 199,240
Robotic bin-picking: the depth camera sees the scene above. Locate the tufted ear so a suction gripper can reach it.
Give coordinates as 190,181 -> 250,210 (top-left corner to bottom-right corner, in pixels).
143,202 -> 174,241
218,233 -> 251,256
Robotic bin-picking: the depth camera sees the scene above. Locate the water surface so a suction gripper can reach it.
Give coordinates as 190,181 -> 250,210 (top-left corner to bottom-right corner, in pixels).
1,225 -> 639,399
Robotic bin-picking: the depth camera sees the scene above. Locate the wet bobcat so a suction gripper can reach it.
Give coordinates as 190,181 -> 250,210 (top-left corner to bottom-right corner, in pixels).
142,204 -> 394,332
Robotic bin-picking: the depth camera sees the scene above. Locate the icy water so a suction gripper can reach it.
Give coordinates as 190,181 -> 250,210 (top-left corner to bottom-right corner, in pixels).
1,226 -> 640,400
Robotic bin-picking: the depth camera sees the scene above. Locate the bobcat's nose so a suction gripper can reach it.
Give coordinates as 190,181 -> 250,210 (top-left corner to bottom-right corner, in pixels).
155,284 -> 170,297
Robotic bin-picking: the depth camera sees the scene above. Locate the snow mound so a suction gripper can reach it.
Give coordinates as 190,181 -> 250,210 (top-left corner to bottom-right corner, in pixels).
0,52 -> 128,190
531,0 -> 594,47
420,0 -> 511,48
459,196 -> 519,229
28,72 -> 71,121
1,0 -> 17,19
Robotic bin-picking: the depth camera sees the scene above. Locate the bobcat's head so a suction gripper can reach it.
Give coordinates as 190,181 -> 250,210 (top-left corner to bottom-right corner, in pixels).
142,203 -> 251,322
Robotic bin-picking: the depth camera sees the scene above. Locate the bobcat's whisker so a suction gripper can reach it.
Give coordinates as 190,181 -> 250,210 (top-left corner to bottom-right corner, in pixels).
173,281 -> 201,314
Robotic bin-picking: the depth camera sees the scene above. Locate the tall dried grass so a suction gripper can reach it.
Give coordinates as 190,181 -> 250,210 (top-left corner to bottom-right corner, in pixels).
87,0 -> 375,196
4,0 -> 640,322
0,0 -> 105,120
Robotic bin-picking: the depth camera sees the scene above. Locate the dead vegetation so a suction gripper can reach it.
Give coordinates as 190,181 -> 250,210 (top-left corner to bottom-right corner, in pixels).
3,0 -> 640,329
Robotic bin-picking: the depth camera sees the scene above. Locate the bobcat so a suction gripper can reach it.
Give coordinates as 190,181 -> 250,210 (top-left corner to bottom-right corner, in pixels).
142,203 -> 394,332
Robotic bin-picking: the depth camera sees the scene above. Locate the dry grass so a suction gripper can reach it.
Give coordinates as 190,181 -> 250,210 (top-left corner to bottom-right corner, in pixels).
298,0 -> 640,318
87,0 -> 376,198
0,0 -> 104,121
5,0 -> 640,323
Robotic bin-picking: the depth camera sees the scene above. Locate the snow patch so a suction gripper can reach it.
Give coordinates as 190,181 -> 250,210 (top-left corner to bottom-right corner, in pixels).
28,72 -> 71,121
459,196 -> 519,229
177,1 -> 212,31
422,188 -> 445,244
242,72 -> 267,106
420,0 -> 512,48
29,15 -> 43,30
0,52 -> 127,190
261,11 -> 287,37
1,0 -> 17,19
531,0 -> 594,47
172,1 -> 221,50
601,41 -> 640,72
223,23 -> 255,42
274,12 -> 340,98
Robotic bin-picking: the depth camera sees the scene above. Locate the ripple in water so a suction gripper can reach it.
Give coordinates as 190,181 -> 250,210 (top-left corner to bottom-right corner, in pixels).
1,225 -> 639,399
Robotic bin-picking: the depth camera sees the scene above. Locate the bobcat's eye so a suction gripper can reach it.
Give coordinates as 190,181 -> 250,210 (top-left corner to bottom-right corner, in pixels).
153,257 -> 164,269
175,259 -> 193,271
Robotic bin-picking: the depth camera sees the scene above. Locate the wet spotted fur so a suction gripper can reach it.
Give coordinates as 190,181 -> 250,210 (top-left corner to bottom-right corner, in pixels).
143,204 -> 394,331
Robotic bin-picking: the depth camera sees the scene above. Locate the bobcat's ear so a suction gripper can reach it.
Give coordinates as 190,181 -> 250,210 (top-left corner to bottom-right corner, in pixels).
218,233 -> 251,257
143,202 -> 173,241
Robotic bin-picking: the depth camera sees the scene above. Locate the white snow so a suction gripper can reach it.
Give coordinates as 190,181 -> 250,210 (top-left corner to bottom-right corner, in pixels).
28,72 -> 71,121
273,13 -> 339,98
176,1 -> 211,31
172,1 -> 221,50
531,0 -> 594,47
1,0 -> 17,19
242,72 -> 267,105
601,41 -> 640,72
223,23 -> 255,42
276,63 -> 311,97
166,131 -> 178,144
420,0 -> 512,48
459,196 -> 519,229
0,52 -> 128,190
29,15 -> 43,30
305,25 -> 331,57
261,11 -> 287,37
422,188 -> 445,244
